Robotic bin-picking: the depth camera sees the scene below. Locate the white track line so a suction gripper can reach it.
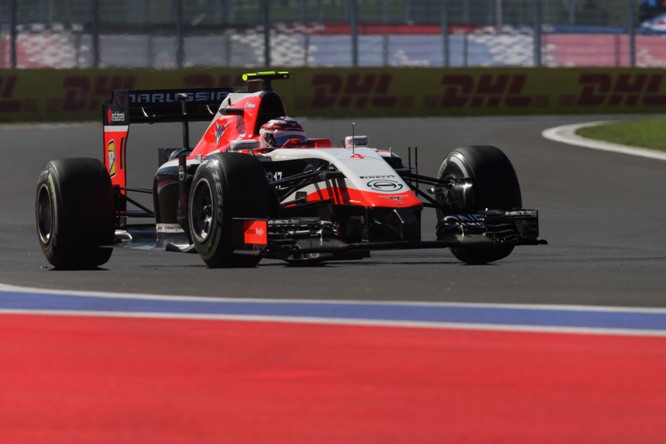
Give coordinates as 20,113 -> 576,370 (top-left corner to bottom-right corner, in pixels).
542,121 -> 666,162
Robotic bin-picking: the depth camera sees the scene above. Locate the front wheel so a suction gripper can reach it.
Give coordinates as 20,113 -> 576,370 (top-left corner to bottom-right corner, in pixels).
35,158 -> 115,269
436,145 -> 522,265
188,153 -> 276,268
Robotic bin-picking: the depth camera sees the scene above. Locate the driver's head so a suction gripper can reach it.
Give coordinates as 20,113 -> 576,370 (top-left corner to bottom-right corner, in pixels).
259,117 -> 307,148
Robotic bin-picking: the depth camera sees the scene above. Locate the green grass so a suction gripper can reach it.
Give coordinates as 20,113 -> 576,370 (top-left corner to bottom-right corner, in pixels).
575,118 -> 666,152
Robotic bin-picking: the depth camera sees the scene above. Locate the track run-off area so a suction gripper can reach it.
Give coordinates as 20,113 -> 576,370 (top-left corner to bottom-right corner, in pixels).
1,116 -> 665,442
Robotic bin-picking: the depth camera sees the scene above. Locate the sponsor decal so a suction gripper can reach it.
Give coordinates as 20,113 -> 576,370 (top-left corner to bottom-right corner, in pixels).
0,75 -> 20,112
366,179 -> 403,192
503,210 -> 536,217
111,112 -> 125,122
215,122 -> 227,145
47,174 -> 57,207
266,171 -> 283,181
304,186 -> 421,208
244,220 -> 268,246
350,153 -> 365,159
377,194 -> 408,200
433,73 -> 532,108
156,223 -> 185,233
576,73 -> 666,107
107,108 -> 125,123
360,175 -> 395,179
0,75 -> 17,98
107,140 -> 116,177
61,75 -> 136,113
310,73 -> 402,108
128,90 -> 228,104
115,92 -> 127,108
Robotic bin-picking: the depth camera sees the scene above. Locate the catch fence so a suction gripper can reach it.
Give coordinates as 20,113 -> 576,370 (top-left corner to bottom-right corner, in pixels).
2,0 -> 663,69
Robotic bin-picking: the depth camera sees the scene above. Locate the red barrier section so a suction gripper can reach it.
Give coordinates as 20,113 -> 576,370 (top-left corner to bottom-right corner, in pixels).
2,314 -> 666,443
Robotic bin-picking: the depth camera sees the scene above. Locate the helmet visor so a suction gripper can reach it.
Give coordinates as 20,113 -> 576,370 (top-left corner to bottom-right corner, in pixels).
274,132 -> 307,147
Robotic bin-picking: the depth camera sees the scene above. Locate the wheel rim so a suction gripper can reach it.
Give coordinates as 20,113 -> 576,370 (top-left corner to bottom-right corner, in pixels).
191,179 -> 214,243
37,184 -> 54,244
436,159 -> 475,218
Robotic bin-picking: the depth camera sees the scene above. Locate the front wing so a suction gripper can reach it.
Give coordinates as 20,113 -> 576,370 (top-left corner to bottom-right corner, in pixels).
232,209 -> 546,259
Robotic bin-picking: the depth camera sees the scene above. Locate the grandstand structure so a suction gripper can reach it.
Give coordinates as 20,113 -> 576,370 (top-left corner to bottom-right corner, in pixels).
1,0 -> 662,69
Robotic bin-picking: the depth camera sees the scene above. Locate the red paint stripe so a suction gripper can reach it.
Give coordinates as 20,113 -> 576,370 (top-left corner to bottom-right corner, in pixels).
308,185 -> 422,208
1,314 -> 666,443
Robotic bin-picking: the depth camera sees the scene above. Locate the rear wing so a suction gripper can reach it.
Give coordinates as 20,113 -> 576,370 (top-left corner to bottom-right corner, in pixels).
102,71 -> 288,126
103,88 -> 235,126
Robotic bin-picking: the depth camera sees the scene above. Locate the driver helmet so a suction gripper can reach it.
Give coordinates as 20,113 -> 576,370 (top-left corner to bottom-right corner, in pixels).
259,117 -> 307,148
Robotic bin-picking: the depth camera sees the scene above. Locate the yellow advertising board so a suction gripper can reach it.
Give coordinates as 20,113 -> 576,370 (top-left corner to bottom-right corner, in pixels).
2,67 -> 666,122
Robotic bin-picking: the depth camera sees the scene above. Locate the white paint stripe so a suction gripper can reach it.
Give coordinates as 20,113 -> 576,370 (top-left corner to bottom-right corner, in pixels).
104,125 -> 129,133
542,121 -> 666,162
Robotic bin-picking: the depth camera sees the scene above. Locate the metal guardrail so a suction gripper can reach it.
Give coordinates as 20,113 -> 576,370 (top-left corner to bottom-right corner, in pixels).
1,0 -> 658,69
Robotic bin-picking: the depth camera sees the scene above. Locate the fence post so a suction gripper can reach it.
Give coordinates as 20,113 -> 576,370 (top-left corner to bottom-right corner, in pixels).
92,0 -> 100,68
10,0 -> 18,68
263,0 -> 271,67
628,0 -> 636,67
351,0 -> 358,67
441,0 -> 450,67
145,0 -> 154,68
496,0 -> 503,30
533,0 -> 542,67
175,0 -> 184,68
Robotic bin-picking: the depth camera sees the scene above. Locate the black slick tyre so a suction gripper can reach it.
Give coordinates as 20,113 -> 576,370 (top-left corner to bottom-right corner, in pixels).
188,153 -> 276,268
436,145 -> 522,265
35,158 -> 115,269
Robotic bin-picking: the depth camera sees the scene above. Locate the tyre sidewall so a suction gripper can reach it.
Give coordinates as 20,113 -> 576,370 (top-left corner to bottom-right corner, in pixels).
436,146 -> 521,265
437,145 -> 522,216
35,158 -> 114,269
189,159 -> 231,264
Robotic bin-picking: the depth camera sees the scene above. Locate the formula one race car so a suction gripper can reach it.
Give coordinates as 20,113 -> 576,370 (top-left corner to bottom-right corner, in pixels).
36,71 -> 546,269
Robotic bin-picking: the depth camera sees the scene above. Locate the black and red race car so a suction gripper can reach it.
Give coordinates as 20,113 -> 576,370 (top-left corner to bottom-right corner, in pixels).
36,71 -> 545,269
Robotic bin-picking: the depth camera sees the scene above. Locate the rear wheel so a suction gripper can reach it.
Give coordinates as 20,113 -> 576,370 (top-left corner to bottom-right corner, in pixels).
436,145 -> 522,265
188,153 -> 276,268
35,158 -> 115,269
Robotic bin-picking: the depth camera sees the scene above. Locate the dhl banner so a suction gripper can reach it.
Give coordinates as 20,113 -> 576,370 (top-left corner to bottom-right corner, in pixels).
2,67 -> 666,122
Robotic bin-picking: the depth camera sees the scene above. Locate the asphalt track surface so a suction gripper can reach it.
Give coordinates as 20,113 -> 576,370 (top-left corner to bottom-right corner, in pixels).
1,115 -> 664,306
2,116 -> 666,443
